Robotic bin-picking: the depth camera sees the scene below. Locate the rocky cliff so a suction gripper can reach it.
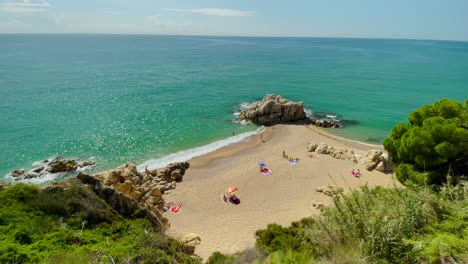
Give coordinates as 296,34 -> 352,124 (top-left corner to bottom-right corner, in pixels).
75,162 -> 190,231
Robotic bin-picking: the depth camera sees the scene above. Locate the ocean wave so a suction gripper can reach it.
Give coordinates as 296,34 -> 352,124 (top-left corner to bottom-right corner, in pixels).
231,102 -> 253,125
137,127 -> 264,171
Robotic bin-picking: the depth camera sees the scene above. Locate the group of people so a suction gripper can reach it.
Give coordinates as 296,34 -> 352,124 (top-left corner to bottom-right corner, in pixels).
351,169 -> 362,177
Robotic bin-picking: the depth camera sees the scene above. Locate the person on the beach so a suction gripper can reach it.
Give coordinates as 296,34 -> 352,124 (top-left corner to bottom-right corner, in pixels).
170,202 -> 182,212
355,169 -> 362,177
283,150 -> 288,158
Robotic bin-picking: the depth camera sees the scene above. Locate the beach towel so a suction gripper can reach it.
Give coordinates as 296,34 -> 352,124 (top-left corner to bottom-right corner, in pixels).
288,160 -> 299,165
261,168 -> 272,175
170,206 -> 180,213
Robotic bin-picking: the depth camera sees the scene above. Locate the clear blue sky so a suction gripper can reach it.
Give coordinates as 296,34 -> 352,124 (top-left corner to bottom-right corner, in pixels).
0,0 -> 467,41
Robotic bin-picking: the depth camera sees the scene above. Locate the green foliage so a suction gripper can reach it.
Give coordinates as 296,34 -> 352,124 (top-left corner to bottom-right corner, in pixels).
255,218 -> 317,254
268,250 -> 314,264
384,98 -> 468,185
0,183 -> 201,264
206,252 -> 234,264
244,184 -> 468,263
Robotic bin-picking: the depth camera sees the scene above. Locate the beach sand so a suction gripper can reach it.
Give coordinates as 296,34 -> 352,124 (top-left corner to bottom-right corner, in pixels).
163,124 -> 399,259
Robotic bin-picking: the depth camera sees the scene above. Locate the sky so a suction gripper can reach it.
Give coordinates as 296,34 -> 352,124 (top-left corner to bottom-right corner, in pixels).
0,0 -> 467,41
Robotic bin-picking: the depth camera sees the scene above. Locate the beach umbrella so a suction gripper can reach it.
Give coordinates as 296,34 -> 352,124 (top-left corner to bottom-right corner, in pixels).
258,162 -> 266,167
225,186 -> 237,194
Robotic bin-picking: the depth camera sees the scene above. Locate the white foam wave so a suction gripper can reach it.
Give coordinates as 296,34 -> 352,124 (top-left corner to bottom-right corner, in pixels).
239,102 -> 250,110
231,102 -> 253,125
326,115 -> 337,119
137,127 -> 264,171
304,108 -> 312,117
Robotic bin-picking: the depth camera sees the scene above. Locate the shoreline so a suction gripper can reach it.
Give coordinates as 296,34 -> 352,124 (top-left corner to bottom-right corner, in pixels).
162,124 -> 398,259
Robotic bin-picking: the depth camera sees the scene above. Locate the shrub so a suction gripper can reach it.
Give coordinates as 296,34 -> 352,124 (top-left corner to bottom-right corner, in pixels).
383,98 -> 468,185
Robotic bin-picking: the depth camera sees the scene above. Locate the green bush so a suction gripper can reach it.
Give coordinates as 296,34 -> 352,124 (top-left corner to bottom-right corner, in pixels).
383,98 -> 468,185
255,218 -> 317,254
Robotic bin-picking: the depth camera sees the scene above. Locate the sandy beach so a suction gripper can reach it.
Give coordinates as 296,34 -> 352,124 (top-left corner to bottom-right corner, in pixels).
163,124 -> 399,259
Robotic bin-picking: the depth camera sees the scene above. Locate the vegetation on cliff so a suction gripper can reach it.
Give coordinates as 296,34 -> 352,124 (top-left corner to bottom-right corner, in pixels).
383,98 -> 468,185
0,183 -> 201,264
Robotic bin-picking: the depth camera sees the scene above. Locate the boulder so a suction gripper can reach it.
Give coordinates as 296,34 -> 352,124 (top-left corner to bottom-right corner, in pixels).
182,233 -> 201,247
315,143 -> 330,154
308,118 -> 341,128
238,94 -> 307,125
363,150 -> 384,171
11,169 -> 25,177
77,172 -> 100,186
307,143 -> 318,152
375,161 -> 386,172
47,159 -> 78,173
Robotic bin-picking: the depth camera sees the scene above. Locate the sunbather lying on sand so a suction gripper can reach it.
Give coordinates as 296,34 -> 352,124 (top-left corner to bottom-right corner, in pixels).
164,201 -> 182,212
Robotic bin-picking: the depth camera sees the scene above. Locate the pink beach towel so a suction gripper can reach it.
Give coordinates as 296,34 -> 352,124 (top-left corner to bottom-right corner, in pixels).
261,169 -> 272,175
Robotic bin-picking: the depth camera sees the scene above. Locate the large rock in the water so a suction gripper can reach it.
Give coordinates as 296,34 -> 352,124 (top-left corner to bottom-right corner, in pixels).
239,94 -> 307,125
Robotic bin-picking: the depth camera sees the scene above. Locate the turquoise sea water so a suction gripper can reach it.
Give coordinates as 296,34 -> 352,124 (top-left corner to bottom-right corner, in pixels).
1,35 -> 467,179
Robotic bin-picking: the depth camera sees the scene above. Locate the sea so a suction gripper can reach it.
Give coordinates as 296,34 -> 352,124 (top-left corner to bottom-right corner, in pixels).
1,34 -> 467,181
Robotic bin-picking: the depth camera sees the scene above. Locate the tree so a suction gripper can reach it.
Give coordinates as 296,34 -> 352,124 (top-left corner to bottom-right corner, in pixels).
383,98 -> 468,185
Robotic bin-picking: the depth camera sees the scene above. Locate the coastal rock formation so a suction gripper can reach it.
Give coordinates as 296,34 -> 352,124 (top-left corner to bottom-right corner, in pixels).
8,157 -> 96,181
308,118 -> 341,128
362,150 -> 394,172
308,143 -> 395,171
238,94 -> 307,125
77,162 -> 190,230
307,143 -> 318,152
312,142 -> 358,162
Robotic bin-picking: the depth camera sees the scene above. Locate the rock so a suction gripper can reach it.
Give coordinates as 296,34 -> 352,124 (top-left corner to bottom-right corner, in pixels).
0,184 -> 4,191
77,172 -> 100,186
308,118 -> 341,128
182,233 -> 201,247
32,167 -> 44,173
171,169 -> 182,181
315,186 -> 342,197
80,160 -> 96,167
363,150 -> 384,171
315,143 -> 330,154
47,159 -> 78,173
11,169 -> 25,177
238,94 -> 307,125
307,143 -> 318,152
89,161 -> 191,231
375,161 -> 386,172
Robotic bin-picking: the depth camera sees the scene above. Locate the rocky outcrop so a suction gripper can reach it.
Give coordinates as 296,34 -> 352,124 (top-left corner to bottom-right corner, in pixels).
308,143 -> 394,171
181,233 -> 201,254
311,142 -> 359,163
76,162 -> 190,231
362,150 -> 394,172
307,143 -> 318,152
238,94 -> 307,125
8,157 -> 95,181
308,118 -> 341,128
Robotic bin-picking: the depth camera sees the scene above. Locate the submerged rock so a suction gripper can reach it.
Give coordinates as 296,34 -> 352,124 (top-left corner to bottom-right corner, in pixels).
8,157 -> 96,181
238,94 -> 307,125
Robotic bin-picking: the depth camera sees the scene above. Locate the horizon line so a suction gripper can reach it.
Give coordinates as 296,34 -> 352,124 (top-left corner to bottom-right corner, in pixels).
1,32 -> 467,43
